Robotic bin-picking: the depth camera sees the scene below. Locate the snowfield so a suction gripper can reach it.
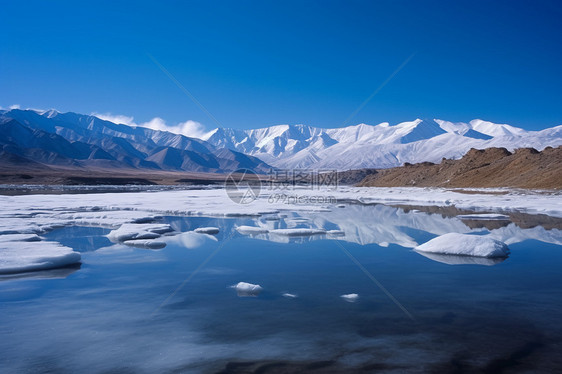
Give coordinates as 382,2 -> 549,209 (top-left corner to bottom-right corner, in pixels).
0,186 -> 560,273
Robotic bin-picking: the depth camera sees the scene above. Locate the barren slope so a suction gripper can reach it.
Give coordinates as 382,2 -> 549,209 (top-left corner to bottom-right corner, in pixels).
358,146 -> 562,189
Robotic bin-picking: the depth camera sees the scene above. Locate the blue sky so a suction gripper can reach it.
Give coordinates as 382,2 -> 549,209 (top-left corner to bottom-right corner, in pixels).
1,0 -> 561,131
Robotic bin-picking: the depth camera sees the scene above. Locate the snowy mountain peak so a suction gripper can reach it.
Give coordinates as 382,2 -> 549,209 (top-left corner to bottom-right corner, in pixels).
469,119 -> 526,137
41,109 -> 60,118
202,118 -> 562,170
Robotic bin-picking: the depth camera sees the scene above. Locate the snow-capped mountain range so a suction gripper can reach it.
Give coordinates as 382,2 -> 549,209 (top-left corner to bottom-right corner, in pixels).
0,109 -> 271,173
200,119 -> 562,170
1,108 -> 561,173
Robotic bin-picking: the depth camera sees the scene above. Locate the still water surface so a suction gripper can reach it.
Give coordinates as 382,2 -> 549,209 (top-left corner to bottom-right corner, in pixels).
1,206 -> 561,373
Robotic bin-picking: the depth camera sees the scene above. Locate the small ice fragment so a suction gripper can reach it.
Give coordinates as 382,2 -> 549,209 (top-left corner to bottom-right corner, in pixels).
457,213 -> 510,220
415,233 -> 509,258
194,227 -> 219,235
232,282 -> 263,297
341,293 -> 359,302
264,216 -> 280,221
131,216 -> 158,224
336,204 -> 346,208
270,228 -> 326,236
236,226 -> 269,234
327,230 -> 345,236
123,240 -> 167,249
282,293 -> 298,298
107,223 -> 173,242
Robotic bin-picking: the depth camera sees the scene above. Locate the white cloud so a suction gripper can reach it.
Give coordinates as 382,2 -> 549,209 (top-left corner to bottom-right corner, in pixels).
136,117 -> 208,139
91,112 -> 208,139
92,112 -> 136,127
9,104 -> 21,110
139,117 -> 166,131
175,120 -> 208,138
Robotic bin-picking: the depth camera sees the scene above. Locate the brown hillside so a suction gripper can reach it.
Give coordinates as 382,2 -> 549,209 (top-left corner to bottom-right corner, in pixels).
357,146 -> 562,189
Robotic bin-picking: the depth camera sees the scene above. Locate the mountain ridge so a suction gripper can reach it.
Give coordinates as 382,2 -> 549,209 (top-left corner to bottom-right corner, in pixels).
1,108 -> 561,173
200,118 -> 562,170
0,109 -> 271,173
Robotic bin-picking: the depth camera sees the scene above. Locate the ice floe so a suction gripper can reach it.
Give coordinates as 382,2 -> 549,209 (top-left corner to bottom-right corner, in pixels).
416,251 -> 507,266
415,233 -> 510,258
167,231 -> 218,250
457,213 -> 510,220
194,227 -> 219,234
0,234 -> 41,242
341,293 -> 359,302
232,282 -> 263,297
122,240 -> 167,249
107,223 -> 173,242
0,240 -> 81,274
327,230 -> 345,236
270,228 -> 326,236
235,226 -> 270,234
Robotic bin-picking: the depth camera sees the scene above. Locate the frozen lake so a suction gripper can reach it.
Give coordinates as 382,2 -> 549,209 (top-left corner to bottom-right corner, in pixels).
1,201 -> 562,373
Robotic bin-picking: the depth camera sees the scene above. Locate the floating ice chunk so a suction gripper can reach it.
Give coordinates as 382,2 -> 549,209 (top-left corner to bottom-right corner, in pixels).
123,240 -> 167,249
286,218 -> 310,223
341,293 -> 359,302
131,216 -> 161,224
0,241 -> 81,275
0,234 -> 41,242
416,251 -> 507,266
282,293 -> 298,298
270,228 -> 326,236
236,226 -> 269,234
415,233 -> 509,258
457,213 -> 510,220
0,222 -> 43,235
327,230 -> 345,236
0,265 -> 79,281
107,223 -> 173,242
194,227 -> 219,235
264,215 -> 280,221
232,281 -> 263,297
142,224 -> 174,234
170,231 -> 217,249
